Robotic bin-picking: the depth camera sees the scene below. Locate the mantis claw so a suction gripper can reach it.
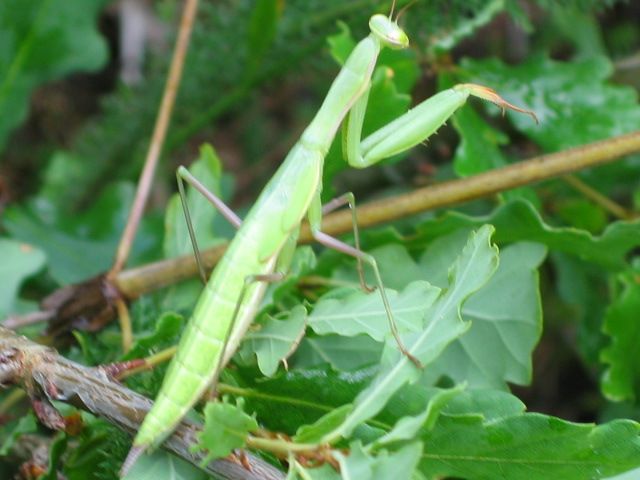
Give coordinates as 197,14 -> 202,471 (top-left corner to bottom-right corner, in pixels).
455,83 -> 539,124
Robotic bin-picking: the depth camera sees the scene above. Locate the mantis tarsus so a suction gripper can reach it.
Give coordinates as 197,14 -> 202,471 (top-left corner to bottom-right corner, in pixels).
122,9 -> 536,476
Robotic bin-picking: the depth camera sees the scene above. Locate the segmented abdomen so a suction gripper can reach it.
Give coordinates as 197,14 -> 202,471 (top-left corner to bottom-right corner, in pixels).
133,229 -> 272,447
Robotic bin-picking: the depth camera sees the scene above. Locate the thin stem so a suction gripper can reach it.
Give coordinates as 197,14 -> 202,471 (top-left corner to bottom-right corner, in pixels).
18,131 -> 640,333
117,346 -> 177,380
563,174 -> 634,220
115,130 -> 640,299
303,130 -> 640,238
110,0 -> 199,276
217,383 -> 390,430
115,298 -> 133,353
246,435 -> 320,456
0,326 -> 284,480
3,310 -> 54,329
0,388 -> 25,413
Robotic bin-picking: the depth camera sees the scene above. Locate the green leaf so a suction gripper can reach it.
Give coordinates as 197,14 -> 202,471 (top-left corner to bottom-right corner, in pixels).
0,414 -> 38,455
0,0 -> 108,152
235,366 -> 376,435
122,450 -> 207,480
422,239 -> 546,389
123,312 -> 184,361
245,0 -> 282,79
334,441 -> 422,480
460,55 -> 640,151
374,385 -> 465,446
294,335 -> 382,371
42,433 -> 67,480
601,272 -> 640,401
0,238 -> 46,316
605,467 -> 640,480
327,22 -> 355,66
240,306 -> 307,376
324,226 -> 499,441
309,281 -> 440,341
548,5 -> 606,58
376,387 -> 525,435
412,198 -> 640,271
379,387 -> 640,480
61,417 -> 128,480
429,0 -> 506,52
196,400 -> 259,463
295,405 -> 353,444
2,183 -> 135,284
422,412 -> 640,479
288,463 -> 341,480
556,198 -> 607,233
368,442 -> 423,479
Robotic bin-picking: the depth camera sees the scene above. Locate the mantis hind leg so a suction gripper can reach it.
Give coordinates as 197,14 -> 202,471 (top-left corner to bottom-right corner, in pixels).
177,165 -> 243,284
311,229 -> 422,369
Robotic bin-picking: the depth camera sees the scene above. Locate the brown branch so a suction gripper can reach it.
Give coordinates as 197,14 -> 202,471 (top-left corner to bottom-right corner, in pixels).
117,130 -> 640,297
6,130 -> 640,335
308,130 -> 640,237
110,0 -> 199,276
0,326 -> 284,480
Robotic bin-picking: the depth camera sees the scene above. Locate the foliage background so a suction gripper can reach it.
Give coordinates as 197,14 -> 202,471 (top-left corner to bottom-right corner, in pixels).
1,0 -> 640,478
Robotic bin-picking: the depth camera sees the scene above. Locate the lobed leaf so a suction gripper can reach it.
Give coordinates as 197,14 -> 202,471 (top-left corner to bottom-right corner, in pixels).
421,238 -> 546,389
334,441 -> 423,480
323,225 -> 499,441
600,272 -> 640,402
459,55 -> 640,152
196,401 -> 259,464
121,450 -> 207,480
421,413 -> 640,479
241,306 -> 307,376
412,199 -> 640,271
0,238 -> 46,316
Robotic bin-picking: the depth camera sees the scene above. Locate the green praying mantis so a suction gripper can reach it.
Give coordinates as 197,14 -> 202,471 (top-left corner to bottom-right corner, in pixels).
122,7 -> 537,476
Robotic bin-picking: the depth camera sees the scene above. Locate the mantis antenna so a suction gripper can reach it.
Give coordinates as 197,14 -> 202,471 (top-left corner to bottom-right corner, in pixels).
396,0 -> 419,22
389,0 -> 397,19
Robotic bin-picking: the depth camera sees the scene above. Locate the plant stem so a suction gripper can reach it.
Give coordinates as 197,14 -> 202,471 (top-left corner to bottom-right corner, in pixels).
246,435 -> 320,456
310,130 -> 640,237
0,326 -> 284,480
562,174 -> 634,220
117,346 -> 178,380
116,130 -> 640,297
110,0 -> 199,276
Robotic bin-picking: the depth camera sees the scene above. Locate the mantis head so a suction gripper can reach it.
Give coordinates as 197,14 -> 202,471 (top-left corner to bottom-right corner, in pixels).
369,14 -> 409,50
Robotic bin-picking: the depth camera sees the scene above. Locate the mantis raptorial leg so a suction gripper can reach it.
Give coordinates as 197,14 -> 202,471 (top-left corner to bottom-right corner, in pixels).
122,8 -> 537,476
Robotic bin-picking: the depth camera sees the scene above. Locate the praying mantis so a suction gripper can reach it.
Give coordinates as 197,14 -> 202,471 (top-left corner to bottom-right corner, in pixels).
122,7 -> 537,475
